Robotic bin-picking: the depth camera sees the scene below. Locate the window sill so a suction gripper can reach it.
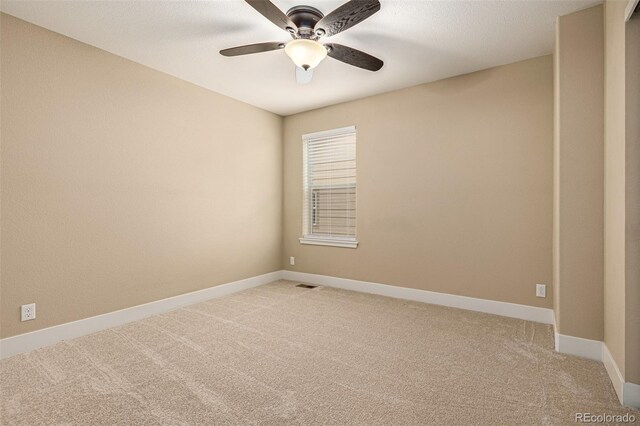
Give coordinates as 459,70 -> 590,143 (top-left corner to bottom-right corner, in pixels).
299,237 -> 359,249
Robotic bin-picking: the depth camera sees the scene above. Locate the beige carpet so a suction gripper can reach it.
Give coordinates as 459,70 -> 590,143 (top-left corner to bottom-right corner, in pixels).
1,280 -> 637,425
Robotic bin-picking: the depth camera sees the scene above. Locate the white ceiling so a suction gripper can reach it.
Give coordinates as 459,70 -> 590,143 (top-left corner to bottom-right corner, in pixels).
1,0 -> 599,116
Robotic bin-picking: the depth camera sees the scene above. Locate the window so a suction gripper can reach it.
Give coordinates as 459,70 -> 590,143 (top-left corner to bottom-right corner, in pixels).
300,126 -> 357,248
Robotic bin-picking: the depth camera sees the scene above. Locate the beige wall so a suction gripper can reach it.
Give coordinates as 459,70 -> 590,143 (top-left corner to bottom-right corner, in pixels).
624,4 -> 640,385
604,0 -> 640,386
0,14 -> 283,338
283,56 -> 554,309
553,5 -> 605,341
553,20 -> 562,330
604,0 -> 628,380
8,8 -> 632,366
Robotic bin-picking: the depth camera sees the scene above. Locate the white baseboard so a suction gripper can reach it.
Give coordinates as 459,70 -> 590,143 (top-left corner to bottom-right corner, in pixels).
2,267 -> 637,408
625,382 -> 640,410
282,270 -> 554,325
552,333 -> 639,409
0,270 -> 555,359
0,270 -> 283,360
603,343 -> 624,402
554,332 -> 603,361
601,343 -> 640,409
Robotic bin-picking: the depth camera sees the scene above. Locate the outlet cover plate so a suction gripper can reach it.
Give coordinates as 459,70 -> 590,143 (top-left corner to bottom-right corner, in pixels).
536,284 -> 546,298
21,303 -> 36,321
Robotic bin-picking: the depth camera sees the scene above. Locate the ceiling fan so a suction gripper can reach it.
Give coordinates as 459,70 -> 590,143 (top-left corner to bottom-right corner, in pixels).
220,0 -> 383,84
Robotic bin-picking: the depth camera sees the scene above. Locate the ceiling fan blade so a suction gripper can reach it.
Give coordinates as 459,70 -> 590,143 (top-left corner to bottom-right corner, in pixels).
314,0 -> 380,37
295,66 -> 314,85
245,0 -> 297,34
325,43 -> 383,71
220,42 -> 284,57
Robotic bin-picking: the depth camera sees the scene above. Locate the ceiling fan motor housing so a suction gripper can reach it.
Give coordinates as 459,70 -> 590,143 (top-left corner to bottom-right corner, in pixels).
286,5 -> 324,38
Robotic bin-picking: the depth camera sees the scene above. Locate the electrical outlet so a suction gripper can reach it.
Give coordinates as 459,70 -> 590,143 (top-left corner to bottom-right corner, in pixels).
536,284 -> 546,298
290,256 -> 295,266
21,303 -> 36,321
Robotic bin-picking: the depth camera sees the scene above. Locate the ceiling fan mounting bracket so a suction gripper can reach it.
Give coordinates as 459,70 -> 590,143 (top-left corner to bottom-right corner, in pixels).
286,5 -> 324,33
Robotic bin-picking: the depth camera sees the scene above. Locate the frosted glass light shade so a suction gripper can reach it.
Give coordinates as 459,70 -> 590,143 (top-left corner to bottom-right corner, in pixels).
284,39 -> 327,71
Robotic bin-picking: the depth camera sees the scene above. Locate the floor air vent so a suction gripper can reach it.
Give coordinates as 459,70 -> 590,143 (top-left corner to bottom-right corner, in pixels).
296,284 -> 318,289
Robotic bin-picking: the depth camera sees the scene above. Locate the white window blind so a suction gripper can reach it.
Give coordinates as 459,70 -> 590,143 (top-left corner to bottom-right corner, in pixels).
300,126 -> 357,248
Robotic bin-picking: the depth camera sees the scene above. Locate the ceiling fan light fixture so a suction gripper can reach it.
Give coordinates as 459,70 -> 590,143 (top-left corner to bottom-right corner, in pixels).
284,39 -> 327,70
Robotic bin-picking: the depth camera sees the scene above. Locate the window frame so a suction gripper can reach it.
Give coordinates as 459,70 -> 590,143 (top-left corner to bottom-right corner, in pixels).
299,126 -> 358,249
